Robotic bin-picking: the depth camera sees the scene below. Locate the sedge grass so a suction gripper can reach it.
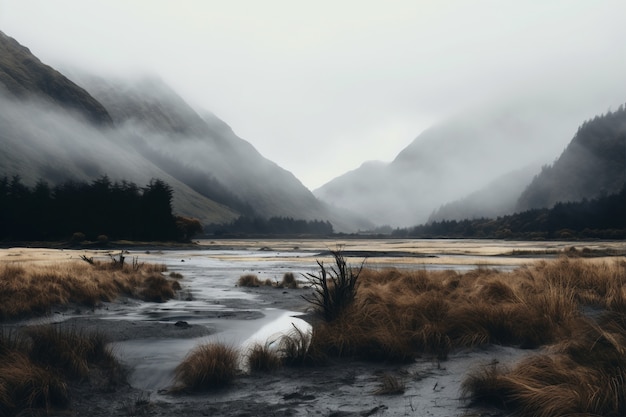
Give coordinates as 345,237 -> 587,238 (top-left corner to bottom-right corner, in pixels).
307,257 -> 626,364
0,259 -> 179,319
0,325 -> 122,416
173,343 -> 239,391
246,342 -> 283,372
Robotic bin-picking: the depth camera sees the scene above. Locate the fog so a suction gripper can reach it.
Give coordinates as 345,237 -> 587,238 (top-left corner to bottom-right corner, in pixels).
314,96 -> 605,227
0,94 -> 240,225
2,0 -> 626,190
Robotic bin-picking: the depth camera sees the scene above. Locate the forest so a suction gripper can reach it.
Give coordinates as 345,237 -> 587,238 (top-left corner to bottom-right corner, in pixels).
209,215 -> 334,236
0,176 -> 193,242
393,186 -> 626,239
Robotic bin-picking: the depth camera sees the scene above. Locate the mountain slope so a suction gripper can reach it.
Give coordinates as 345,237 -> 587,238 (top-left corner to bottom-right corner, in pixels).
427,163 -> 541,222
516,106 -> 626,211
315,105 -> 574,227
73,74 -> 369,231
0,31 -> 369,232
0,31 -> 111,125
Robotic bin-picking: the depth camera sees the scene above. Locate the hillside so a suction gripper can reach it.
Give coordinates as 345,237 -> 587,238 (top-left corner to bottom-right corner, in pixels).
428,163 -> 541,222
0,31 -> 369,232
517,106 -> 626,211
0,31 -> 111,125
315,105 -> 574,227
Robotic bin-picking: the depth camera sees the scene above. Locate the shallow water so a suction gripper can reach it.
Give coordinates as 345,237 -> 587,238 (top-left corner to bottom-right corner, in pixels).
109,249 -> 315,390
80,240 -> 626,391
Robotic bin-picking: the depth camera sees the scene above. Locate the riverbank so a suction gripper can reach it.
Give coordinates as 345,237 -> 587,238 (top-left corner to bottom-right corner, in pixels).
1,241 -> 625,416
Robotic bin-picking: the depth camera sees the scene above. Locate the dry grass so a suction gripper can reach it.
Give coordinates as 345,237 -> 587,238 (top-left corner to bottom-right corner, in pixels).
173,343 -> 239,391
237,274 -> 267,287
26,325 -> 116,379
278,272 -> 299,289
373,373 -> 405,395
0,258 -> 179,319
238,272 -> 300,289
307,257 -> 626,364
246,342 -> 283,372
458,260 -> 626,416
0,325 -> 121,416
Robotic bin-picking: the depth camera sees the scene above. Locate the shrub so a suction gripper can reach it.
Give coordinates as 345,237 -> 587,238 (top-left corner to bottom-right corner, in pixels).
173,343 -> 239,391
70,232 -> 86,242
303,250 -> 363,322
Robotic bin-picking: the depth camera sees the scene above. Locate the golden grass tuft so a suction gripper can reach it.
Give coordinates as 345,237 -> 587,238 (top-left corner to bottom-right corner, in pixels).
0,325 -> 122,415
0,258 -> 180,319
278,272 -> 299,289
173,343 -> 239,391
306,257 -> 626,364
246,342 -> 283,372
237,274 -> 265,287
26,325 -> 116,379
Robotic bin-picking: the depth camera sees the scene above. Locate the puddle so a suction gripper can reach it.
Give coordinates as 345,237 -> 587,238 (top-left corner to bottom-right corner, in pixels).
113,309 -> 310,391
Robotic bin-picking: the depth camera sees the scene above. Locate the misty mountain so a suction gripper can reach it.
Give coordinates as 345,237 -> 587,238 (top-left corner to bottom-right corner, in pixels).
0,31 -> 111,125
0,31 -> 369,231
428,163 -> 541,223
71,74 -> 370,231
516,106 -> 626,211
315,105 -> 575,227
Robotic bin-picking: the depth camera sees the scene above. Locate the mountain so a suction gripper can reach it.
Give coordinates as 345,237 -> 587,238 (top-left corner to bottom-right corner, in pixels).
315,105 -> 575,227
427,163 -> 541,223
0,31 -> 369,232
516,106 -> 626,211
0,31 -> 111,125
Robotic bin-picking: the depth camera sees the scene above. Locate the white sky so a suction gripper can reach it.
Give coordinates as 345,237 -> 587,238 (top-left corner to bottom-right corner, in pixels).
2,0 -> 626,190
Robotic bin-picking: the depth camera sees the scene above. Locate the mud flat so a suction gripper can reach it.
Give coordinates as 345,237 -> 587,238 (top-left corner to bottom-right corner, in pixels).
2,239 -> 625,416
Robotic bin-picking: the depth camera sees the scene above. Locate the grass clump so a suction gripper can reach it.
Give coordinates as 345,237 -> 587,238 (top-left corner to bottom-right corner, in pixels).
304,257 -> 626,364
26,325 -> 116,379
173,343 -> 239,391
246,342 -> 283,372
278,272 -> 299,289
0,325 -> 122,416
373,373 -> 405,395
0,257 -> 180,319
237,274 -> 266,287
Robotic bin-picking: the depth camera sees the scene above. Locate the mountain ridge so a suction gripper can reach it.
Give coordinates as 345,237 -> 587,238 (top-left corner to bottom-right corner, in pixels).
0,31 -> 370,232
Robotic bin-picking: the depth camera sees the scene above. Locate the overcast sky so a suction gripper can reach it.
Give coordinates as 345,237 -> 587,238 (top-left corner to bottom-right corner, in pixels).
2,1 -> 626,190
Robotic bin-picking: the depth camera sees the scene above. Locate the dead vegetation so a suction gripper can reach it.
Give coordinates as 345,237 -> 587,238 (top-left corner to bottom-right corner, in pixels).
237,272 -> 301,289
172,343 -> 239,392
0,325 -> 122,416
304,258 -> 626,366
0,256 -> 179,319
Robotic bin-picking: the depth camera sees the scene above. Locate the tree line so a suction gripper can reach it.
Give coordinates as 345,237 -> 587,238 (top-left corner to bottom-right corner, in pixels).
209,215 -> 334,236
0,175 -> 200,242
392,186 -> 626,240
